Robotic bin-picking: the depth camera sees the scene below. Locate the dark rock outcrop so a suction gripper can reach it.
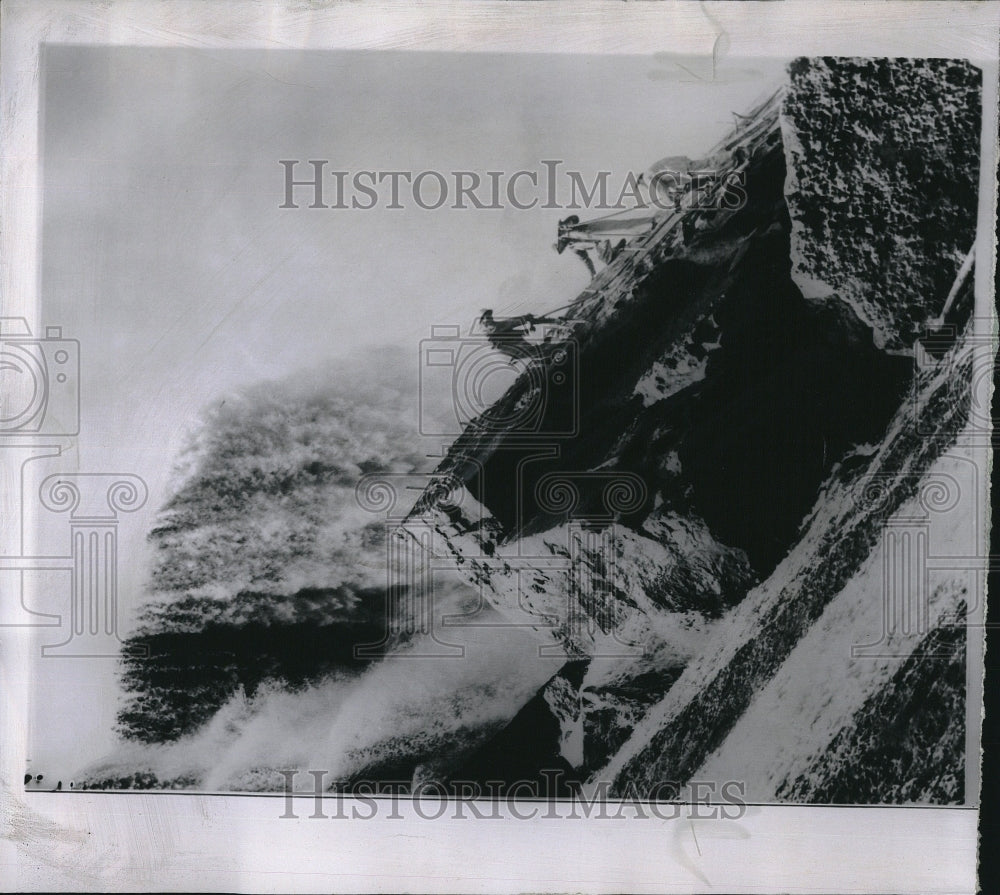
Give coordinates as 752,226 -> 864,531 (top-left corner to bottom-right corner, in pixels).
601,327 -> 973,795
408,57 -> 983,801
104,58 -> 983,801
782,57 -> 980,349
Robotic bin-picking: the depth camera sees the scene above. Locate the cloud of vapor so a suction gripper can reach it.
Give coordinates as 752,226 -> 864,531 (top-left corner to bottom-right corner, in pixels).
88,582 -> 560,791
140,346 -> 433,626
93,345 -> 563,786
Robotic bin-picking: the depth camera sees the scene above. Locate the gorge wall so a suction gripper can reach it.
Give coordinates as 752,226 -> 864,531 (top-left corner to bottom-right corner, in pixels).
94,57 -> 985,803
406,57 -> 983,802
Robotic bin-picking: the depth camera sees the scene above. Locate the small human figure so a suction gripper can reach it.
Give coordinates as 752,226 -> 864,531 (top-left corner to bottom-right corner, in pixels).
478,310 -> 562,362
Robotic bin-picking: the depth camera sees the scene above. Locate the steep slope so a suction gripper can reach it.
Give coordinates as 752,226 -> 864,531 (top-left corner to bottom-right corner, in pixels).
775,604 -> 968,804
601,335 -> 974,797
408,57 -> 983,801
99,57 -> 984,799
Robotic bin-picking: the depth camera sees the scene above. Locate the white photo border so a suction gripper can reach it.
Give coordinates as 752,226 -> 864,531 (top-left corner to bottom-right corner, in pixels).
1,2 -> 996,892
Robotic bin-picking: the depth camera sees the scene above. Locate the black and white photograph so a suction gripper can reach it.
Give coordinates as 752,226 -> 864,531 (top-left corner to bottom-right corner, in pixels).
1,2 -> 995,892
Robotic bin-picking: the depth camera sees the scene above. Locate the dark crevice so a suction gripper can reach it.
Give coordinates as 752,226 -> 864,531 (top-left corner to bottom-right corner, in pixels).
446,129 -> 912,580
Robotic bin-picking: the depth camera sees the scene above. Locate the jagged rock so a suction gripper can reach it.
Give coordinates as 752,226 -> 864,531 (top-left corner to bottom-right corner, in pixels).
447,662 -> 586,795
409,57 -> 981,801
108,58 -> 982,802
339,723 -> 503,793
600,325 -> 974,796
580,656 -> 684,772
781,57 -> 981,349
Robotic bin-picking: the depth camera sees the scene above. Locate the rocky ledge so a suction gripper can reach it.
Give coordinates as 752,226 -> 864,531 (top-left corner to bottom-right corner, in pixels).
406,57 -> 983,802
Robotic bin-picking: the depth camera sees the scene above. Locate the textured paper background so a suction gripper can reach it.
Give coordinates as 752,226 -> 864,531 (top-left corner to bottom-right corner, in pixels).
1,2 -> 996,892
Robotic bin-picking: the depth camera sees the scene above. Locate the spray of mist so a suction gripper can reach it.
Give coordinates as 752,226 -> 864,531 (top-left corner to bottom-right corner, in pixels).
81,347 -> 560,790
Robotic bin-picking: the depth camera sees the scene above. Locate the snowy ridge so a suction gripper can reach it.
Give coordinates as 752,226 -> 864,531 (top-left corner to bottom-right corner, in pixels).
409,58 -> 981,801
98,58 -> 984,800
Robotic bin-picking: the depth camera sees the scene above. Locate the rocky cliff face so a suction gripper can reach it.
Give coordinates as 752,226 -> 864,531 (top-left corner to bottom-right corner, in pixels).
97,57 -> 983,801
782,57 -> 981,350
407,57 -> 983,802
